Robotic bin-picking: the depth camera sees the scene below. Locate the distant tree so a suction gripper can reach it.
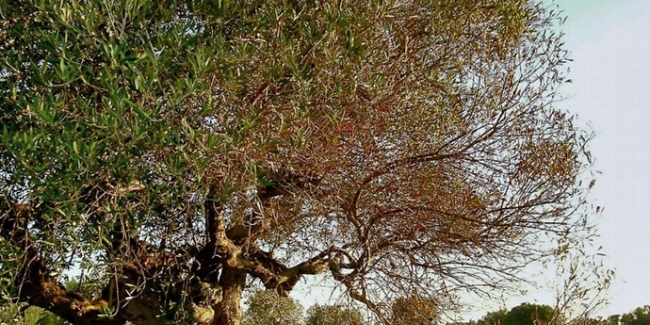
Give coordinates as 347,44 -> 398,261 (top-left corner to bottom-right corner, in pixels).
449,321 -> 478,325
567,316 -> 605,325
391,295 -> 439,325
242,290 -> 303,325
608,315 -> 622,325
477,309 -> 508,325
619,306 -> 650,325
579,305 -> 650,325
471,303 -> 558,325
502,303 -> 556,325
305,304 -> 366,325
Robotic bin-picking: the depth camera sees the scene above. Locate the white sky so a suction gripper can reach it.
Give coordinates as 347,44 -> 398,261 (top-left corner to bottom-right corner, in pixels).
551,0 -> 650,317
480,0 -> 650,319
468,0 -> 650,319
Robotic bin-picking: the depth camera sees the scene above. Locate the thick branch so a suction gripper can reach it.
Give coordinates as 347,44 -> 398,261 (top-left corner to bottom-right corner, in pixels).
20,258 -> 126,325
1,199 -> 167,325
0,201 -> 126,325
240,245 -> 357,296
205,183 -> 239,261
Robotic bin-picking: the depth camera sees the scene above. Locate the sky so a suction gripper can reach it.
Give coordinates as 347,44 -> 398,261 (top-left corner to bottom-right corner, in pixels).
550,0 -> 650,317
469,0 -> 650,319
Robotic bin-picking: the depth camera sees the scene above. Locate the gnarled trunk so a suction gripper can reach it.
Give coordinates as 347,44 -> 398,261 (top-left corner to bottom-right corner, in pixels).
212,267 -> 246,325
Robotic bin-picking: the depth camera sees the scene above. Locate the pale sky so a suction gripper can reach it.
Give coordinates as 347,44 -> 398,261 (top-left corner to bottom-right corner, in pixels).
486,0 -> 650,319
473,0 -> 650,319
441,1 -> 650,320
552,0 -> 650,317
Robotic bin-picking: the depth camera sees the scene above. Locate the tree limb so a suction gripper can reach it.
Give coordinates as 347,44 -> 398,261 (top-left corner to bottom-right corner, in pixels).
0,200 -> 127,325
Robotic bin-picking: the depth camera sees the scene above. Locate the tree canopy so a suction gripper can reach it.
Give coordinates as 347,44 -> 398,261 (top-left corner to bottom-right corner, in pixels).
454,303 -> 568,325
1,0 -> 600,324
305,304 -> 366,325
242,290 -> 303,325
608,306 -> 650,325
502,303 -> 556,325
391,295 -> 439,325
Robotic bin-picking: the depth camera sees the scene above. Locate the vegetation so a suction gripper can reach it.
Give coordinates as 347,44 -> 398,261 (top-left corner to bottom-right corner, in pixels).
469,303 -> 557,325
1,0 -> 604,324
242,290 -> 303,325
305,304 -> 366,325
0,280 -> 92,325
466,304 -> 650,325
4,299 -> 648,325
503,303 -> 557,325
606,306 -> 650,325
391,295 -> 439,325
0,305 -> 46,325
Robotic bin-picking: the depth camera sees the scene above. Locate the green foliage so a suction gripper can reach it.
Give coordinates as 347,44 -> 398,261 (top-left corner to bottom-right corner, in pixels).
502,303 -> 556,325
305,304 -> 366,325
477,309 -> 508,325
451,303 -> 650,325
462,303 -> 559,325
608,306 -> 650,325
0,281 -> 81,325
242,290 -> 303,325
36,311 -> 68,325
0,305 -> 41,325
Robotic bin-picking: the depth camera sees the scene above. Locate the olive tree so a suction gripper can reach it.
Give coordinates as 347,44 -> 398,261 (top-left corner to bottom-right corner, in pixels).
391,295 -> 439,325
1,0 -> 602,324
503,303 -> 556,325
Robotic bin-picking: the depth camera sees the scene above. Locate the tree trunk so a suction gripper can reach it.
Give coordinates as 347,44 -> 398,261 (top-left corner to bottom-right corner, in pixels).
212,267 -> 246,325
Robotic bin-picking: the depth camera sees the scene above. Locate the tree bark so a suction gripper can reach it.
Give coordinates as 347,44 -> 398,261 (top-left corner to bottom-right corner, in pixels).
212,267 -> 246,325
